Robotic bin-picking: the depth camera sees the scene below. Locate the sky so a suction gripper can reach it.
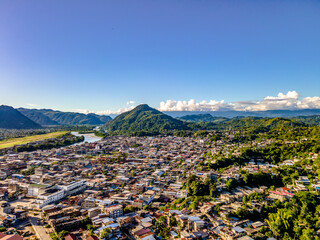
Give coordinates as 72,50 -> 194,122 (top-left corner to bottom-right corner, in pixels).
0,0 -> 320,114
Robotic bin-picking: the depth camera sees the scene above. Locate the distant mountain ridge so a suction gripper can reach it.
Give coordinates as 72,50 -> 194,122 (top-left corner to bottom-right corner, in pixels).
178,114 -> 228,123
104,104 -> 188,135
18,108 -> 112,126
0,105 -> 41,129
164,109 -> 320,118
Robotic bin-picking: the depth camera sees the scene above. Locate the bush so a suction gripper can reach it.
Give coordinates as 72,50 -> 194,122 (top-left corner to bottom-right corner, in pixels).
58,230 -> 69,239
49,232 -> 58,240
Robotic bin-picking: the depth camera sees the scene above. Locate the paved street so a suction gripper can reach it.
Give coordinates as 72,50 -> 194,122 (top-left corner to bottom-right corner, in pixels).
29,216 -> 52,240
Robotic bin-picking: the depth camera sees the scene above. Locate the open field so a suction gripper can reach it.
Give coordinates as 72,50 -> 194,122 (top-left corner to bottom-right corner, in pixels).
0,131 -> 69,149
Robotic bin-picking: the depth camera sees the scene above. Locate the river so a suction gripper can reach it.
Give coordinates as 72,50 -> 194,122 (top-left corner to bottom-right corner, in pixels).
71,132 -> 103,145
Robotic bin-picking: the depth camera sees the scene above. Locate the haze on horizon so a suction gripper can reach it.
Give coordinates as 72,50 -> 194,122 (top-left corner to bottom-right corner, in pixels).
1,0 -> 320,114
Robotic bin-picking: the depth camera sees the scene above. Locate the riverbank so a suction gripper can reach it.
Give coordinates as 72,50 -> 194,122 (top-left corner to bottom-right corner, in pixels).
70,132 -> 103,145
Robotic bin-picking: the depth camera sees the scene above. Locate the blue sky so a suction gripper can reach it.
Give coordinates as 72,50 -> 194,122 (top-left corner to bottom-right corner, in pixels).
0,0 -> 320,113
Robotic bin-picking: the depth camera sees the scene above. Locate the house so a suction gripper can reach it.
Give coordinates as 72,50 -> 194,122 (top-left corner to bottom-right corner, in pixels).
192,231 -> 209,239
82,198 -> 96,208
0,232 -> 23,240
296,176 -> 310,185
188,216 -> 205,231
88,207 -> 101,218
133,199 -> 144,208
105,204 -> 123,218
133,228 -> 154,240
64,233 -> 78,240
86,236 -> 99,240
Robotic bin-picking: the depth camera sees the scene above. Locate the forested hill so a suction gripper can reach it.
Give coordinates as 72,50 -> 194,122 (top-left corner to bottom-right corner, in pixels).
178,113 -> 228,123
0,105 -> 42,129
214,117 -> 307,131
293,115 -> 320,126
104,104 -> 188,135
18,108 -> 60,126
18,108 -> 112,126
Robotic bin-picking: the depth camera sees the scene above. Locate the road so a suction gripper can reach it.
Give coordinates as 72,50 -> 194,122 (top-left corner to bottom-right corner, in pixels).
29,216 -> 52,240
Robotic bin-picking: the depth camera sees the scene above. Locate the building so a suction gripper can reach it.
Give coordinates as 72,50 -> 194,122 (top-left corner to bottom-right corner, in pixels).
105,204 -> 123,218
35,187 -> 65,207
35,180 -> 87,208
27,184 -> 49,197
59,180 -> 87,195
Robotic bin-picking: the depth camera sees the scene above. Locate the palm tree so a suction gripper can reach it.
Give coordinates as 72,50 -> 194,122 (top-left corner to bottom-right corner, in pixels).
266,209 -> 293,237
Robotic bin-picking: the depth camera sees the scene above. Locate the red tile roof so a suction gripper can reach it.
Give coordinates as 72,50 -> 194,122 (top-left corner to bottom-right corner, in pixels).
134,228 -> 152,236
65,233 -> 77,240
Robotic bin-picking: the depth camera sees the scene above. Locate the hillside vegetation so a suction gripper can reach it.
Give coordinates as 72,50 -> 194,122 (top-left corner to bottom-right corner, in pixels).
19,108 -> 112,125
178,114 -> 228,123
216,117 -> 307,131
105,104 -> 188,135
0,105 -> 41,129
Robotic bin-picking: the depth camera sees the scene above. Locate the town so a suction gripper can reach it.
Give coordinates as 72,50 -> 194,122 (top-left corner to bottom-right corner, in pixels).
0,129 -> 318,240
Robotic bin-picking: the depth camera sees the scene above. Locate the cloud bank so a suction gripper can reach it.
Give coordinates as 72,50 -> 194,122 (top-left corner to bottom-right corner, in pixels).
74,91 -> 320,115
75,101 -> 136,115
159,91 -> 320,112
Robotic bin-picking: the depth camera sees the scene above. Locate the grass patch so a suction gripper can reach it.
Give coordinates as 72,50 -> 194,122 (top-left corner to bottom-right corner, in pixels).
0,131 -> 69,149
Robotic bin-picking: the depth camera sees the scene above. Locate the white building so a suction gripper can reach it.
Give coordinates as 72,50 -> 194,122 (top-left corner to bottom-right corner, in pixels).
35,187 -> 65,207
34,180 -> 87,208
27,184 -> 50,197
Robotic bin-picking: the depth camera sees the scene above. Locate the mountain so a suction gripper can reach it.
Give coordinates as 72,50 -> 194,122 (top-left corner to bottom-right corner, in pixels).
88,113 -> 112,124
18,108 -> 60,126
164,109 -> 320,118
0,105 -> 42,129
104,104 -> 188,135
178,114 -> 228,123
18,108 -> 112,125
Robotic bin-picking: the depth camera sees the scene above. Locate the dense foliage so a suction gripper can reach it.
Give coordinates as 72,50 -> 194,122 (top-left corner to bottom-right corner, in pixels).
0,105 -> 41,129
215,117 -> 307,131
178,114 -> 228,123
104,104 -> 189,136
265,191 -> 320,239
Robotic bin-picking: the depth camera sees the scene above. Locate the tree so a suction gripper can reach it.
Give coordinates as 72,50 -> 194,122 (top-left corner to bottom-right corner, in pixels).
170,216 -> 178,227
101,228 -> 112,239
188,201 -> 198,210
155,216 -> 170,238
58,230 -> 69,239
143,203 -> 152,211
226,178 -> 238,191
266,209 -> 293,238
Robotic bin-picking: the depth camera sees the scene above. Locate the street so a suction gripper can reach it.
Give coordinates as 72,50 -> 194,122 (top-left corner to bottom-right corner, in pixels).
29,216 -> 52,240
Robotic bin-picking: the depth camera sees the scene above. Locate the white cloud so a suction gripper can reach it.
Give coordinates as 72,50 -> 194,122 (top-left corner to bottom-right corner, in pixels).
298,97 -> 320,109
126,101 -> 136,105
158,91 -> 320,112
159,99 -> 231,111
74,102 -> 137,115
26,103 -> 38,108
239,91 -> 300,111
